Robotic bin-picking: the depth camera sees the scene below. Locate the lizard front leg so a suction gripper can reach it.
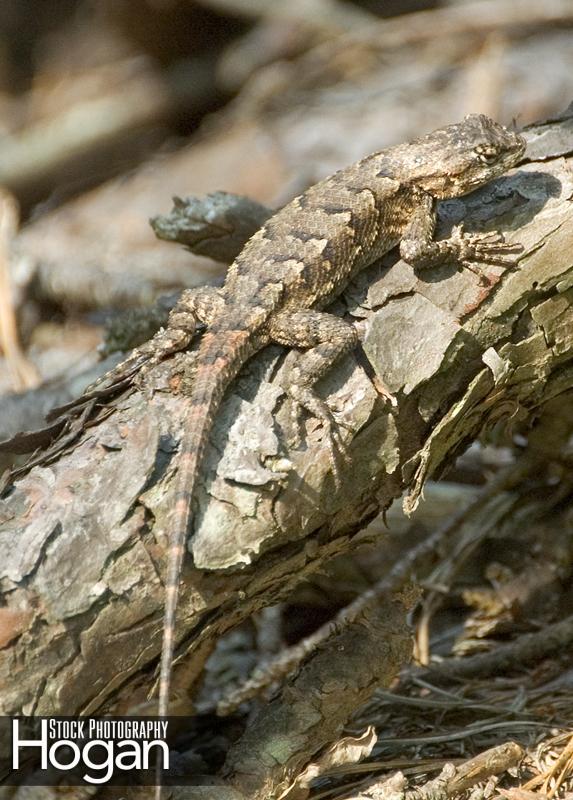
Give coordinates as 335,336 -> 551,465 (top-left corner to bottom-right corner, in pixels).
86,285 -> 224,392
400,189 -> 522,281
269,310 -> 359,484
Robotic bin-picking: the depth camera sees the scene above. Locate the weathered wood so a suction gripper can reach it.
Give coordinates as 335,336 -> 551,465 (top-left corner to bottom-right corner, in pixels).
1,113 -> 573,725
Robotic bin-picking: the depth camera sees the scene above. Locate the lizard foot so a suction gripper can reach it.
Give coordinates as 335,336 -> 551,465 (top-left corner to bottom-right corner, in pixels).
85,285 -> 222,395
85,326 -> 193,394
323,417 -> 352,491
453,224 -> 523,284
287,387 -> 352,490
371,375 -> 398,407
132,327 -> 193,389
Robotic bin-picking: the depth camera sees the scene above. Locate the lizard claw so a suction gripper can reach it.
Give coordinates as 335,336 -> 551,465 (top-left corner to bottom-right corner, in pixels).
448,224 -> 523,284
86,326 -> 193,395
372,375 -> 398,406
285,389 -> 352,490
84,349 -> 151,394
452,224 -> 524,278
316,411 -> 351,491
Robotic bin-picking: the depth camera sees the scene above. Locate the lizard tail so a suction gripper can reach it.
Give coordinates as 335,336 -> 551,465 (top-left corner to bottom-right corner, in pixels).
157,328 -> 253,722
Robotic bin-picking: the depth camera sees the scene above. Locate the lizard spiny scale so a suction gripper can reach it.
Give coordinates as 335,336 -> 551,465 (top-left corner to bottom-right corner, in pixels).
154,114 -> 525,797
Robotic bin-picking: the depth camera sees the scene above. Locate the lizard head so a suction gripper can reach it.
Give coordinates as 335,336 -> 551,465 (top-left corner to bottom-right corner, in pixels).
391,114 -> 526,199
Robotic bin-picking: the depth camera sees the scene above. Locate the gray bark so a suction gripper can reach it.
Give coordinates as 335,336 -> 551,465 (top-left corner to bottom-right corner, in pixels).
1,113 -> 573,725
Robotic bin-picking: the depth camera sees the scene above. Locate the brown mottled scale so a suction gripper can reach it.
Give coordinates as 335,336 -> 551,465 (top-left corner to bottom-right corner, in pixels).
224,170 -> 404,320
151,115 -> 526,782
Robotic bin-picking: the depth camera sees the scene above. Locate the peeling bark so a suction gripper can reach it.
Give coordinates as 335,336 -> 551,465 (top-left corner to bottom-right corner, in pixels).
1,113 -> 573,726
224,593 -> 413,799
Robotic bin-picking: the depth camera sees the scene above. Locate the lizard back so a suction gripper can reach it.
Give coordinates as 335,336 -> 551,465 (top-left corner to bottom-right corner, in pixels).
224,166 -> 405,312
155,115 -> 526,797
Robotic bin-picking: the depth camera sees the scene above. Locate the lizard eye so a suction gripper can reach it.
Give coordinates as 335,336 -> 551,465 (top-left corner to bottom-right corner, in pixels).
474,144 -> 500,165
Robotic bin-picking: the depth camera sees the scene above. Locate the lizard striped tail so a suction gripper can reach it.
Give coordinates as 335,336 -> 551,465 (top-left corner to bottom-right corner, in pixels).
155,329 -> 255,800
157,329 -> 254,722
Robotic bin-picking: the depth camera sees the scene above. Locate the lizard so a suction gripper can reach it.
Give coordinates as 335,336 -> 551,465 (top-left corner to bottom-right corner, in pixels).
99,114 -> 525,790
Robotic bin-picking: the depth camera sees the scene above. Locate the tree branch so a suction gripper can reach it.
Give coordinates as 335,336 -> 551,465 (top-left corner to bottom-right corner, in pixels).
1,113 -> 573,730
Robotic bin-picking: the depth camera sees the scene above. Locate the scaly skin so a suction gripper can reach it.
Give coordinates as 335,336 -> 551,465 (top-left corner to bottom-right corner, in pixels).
143,114 -> 526,795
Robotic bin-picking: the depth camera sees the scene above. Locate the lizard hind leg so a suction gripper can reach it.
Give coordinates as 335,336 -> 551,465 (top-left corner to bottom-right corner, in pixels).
86,286 -> 225,393
269,310 -> 359,487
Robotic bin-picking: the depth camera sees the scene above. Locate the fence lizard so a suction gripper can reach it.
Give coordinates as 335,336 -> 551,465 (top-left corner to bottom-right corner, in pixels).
102,114 -> 525,788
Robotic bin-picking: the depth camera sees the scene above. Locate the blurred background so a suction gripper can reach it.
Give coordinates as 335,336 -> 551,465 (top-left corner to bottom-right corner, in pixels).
0,0 -> 572,404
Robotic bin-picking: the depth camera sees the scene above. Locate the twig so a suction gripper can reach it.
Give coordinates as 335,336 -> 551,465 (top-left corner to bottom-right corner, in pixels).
212,459 -> 535,716
412,615 -> 573,685
522,731 -> 573,796
224,594 -> 413,800
343,741 -> 523,800
409,741 -> 523,799
0,59 -> 216,201
356,0 -> 573,50
0,189 -> 38,390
